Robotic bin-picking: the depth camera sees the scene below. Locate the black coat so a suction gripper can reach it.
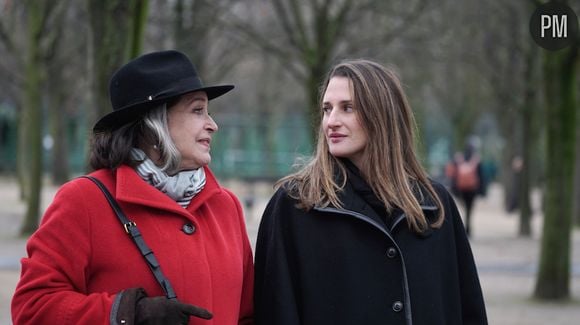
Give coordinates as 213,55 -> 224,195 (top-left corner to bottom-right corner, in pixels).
254,180 -> 487,325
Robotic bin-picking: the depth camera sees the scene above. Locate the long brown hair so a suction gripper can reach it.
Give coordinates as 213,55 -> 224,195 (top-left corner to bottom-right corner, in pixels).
278,59 -> 444,232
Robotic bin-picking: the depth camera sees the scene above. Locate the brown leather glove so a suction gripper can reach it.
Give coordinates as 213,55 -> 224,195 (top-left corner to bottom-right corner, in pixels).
115,288 -> 212,325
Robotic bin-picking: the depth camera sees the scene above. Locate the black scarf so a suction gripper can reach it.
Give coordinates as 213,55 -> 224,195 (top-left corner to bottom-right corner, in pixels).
341,159 -> 437,236
341,159 -> 395,226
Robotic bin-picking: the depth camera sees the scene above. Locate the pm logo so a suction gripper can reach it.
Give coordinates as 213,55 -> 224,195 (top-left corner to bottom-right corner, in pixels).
530,2 -> 578,51
541,14 -> 568,38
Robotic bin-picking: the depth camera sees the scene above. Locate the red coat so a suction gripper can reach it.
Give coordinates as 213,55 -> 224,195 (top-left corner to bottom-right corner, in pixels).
12,165 -> 254,325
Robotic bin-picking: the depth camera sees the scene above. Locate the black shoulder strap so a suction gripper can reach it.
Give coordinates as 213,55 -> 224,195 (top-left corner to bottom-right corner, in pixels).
81,176 -> 177,300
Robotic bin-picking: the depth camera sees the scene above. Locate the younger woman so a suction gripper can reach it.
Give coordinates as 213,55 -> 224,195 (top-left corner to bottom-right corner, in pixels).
254,59 -> 487,325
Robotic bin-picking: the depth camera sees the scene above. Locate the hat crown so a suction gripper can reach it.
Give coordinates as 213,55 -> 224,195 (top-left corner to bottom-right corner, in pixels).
109,50 -> 200,111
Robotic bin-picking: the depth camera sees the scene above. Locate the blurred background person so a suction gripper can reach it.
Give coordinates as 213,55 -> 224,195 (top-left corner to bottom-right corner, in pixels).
506,155 -> 524,213
447,137 -> 485,236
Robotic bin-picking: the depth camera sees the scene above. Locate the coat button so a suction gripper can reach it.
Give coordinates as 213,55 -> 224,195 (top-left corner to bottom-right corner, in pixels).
392,301 -> 403,312
182,223 -> 196,235
386,247 -> 398,258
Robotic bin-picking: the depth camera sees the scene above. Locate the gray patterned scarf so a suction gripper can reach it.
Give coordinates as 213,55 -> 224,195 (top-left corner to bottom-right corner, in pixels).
130,148 -> 206,208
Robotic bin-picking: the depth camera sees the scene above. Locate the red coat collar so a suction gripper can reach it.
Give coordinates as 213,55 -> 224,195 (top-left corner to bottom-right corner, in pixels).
93,165 -> 222,219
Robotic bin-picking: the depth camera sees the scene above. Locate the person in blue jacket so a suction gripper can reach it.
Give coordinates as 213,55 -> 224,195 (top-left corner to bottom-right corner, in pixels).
254,59 -> 487,325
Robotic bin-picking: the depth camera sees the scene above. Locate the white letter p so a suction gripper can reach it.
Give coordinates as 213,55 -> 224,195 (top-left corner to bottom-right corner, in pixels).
541,15 -> 552,37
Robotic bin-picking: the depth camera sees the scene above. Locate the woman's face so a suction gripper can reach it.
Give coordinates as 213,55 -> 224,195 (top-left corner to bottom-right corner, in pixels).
167,91 -> 217,171
322,76 -> 368,169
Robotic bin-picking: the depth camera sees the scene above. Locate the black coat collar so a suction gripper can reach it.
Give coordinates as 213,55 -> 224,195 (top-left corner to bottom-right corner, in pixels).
330,159 -> 438,236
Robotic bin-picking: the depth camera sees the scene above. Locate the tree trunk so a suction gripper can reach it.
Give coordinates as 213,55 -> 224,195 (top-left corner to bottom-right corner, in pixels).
534,44 -> 578,300
87,0 -> 132,123
127,0 -> 148,59
17,104 -> 29,201
575,131 -> 580,226
48,79 -> 70,185
305,72 -> 321,142
173,0 -> 210,76
305,58 -> 333,142
575,70 -> 580,226
44,0 -> 71,185
497,100 -> 519,212
518,44 -> 540,237
20,0 -> 45,235
518,107 -> 532,236
86,0 -> 148,170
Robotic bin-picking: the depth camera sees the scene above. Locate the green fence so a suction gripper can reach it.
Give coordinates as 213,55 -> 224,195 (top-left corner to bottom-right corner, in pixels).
211,112 -> 313,180
0,107 -> 314,180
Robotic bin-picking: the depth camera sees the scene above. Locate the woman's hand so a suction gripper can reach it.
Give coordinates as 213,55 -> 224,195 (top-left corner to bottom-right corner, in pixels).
114,288 -> 212,325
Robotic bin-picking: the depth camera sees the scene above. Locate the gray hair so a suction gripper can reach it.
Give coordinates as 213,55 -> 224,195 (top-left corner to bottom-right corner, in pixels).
141,104 -> 182,174
89,103 -> 182,174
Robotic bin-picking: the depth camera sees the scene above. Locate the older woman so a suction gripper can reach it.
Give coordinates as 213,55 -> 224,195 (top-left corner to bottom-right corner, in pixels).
12,50 -> 254,325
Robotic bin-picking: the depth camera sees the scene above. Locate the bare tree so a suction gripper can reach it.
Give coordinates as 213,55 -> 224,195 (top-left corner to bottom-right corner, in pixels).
0,0 -> 24,103
571,2 -> 580,226
18,0 -> 69,235
86,0 -> 149,169
224,0 -> 433,139
517,38 -> 541,237
576,75 -> 580,226
534,0 -> 579,300
454,1 -> 544,237
481,1 -> 542,237
1,0 -> 64,231
1,0 -> 27,198
171,0 -> 241,80
44,0 -> 80,185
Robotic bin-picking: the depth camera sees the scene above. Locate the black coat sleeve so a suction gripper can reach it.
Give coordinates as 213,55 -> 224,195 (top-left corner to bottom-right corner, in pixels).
442,187 -> 488,324
254,188 -> 302,325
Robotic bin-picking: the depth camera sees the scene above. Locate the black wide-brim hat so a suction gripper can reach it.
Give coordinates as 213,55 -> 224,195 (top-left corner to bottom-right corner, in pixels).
93,50 -> 234,132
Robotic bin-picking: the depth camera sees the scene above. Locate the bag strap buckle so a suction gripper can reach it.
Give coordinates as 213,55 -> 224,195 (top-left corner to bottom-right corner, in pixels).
123,221 -> 137,234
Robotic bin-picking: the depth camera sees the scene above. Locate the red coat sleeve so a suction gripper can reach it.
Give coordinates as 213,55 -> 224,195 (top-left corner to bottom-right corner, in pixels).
11,180 -> 117,324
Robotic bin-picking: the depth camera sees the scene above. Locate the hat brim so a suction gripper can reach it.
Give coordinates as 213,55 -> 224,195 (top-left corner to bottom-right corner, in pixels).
93,83 -> 234,132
